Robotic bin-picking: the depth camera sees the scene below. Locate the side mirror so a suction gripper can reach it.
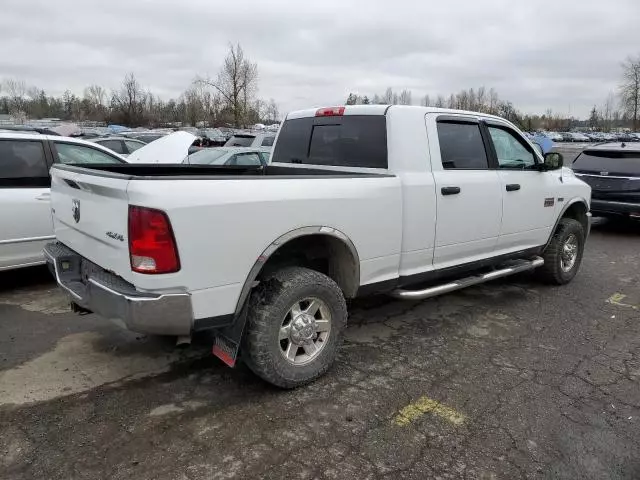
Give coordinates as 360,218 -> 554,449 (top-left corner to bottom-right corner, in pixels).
542,151 -> 563,170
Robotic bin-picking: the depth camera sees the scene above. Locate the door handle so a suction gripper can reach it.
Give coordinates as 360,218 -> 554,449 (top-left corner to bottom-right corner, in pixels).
441,186 -> 461,196
35,193 -> 51,201
506,184 -> 521,192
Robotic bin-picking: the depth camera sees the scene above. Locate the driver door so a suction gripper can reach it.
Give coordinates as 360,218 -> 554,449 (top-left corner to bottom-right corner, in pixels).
485,122 -> 561,252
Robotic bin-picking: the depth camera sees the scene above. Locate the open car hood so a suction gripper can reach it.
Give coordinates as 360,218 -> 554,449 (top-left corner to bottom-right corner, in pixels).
126,131 -> 196,164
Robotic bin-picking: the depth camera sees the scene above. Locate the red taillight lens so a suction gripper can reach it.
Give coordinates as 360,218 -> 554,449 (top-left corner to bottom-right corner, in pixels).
128,206 -> 180,274
315,106 -> 345,117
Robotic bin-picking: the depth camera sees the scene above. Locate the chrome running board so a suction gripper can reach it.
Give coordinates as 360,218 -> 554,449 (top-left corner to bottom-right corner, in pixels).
390,257 -> 544,301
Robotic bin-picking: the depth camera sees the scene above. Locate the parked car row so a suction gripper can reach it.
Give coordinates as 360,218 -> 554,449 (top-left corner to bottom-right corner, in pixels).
537,131 -> 640,143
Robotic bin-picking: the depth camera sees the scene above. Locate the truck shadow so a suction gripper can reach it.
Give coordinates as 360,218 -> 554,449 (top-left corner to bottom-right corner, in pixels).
0,265 -> 53,293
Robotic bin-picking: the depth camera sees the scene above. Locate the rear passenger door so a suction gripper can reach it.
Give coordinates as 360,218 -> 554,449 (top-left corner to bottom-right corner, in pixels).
0,139 -> 54,269
428,115 -> 503,268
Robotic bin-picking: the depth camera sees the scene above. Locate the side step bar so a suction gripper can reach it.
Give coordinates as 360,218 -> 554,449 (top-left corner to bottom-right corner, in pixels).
390,256 -> 544,301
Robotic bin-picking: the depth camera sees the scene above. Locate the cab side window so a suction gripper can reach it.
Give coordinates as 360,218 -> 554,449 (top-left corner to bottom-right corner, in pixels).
487,126 -> 537,169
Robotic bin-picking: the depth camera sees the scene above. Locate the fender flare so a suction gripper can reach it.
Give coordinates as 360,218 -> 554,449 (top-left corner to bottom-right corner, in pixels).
233,226 -> 360,316
544,198 -> 590,249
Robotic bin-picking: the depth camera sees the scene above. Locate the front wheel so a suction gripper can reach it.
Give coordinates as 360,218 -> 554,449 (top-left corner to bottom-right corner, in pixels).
537,218 -> 585,285
243,267 -> 347,388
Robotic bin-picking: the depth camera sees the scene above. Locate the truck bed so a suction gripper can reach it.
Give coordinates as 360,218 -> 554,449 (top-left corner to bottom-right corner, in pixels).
52,163 -> 391,180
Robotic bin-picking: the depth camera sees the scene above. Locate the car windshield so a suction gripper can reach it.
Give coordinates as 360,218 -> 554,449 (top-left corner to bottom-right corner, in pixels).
186,148 -> 230,165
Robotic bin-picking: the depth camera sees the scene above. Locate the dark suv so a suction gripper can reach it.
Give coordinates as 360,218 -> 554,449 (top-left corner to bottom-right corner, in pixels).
573,143 -> 640,220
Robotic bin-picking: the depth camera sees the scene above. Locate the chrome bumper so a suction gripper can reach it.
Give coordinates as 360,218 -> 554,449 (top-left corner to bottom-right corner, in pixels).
44,242 -> 193,336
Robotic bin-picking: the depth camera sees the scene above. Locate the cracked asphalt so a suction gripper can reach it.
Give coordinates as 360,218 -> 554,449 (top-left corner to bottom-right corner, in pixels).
1,218 -> 639,479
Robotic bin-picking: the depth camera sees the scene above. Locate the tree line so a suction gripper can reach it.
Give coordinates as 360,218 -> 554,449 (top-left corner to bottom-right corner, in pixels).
346,54 -> 640,132
0,44 -> 279,128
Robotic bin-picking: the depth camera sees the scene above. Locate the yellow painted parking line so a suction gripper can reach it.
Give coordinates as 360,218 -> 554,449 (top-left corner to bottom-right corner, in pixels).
393,396 -> 466,427
607,293 -> 638,310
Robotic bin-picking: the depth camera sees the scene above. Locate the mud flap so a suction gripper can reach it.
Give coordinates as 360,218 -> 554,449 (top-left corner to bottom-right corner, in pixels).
212,303 -> 248,368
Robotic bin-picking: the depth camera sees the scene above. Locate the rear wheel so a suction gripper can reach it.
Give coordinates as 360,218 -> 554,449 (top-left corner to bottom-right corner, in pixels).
243,267 -> 347,388
538,218 -> 585,285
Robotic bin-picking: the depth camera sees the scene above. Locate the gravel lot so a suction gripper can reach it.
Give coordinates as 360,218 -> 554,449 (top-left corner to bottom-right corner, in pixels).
1,218 -> 639,480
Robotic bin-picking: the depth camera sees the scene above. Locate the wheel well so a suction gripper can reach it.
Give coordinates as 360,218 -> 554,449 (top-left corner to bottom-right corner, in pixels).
259,234 -> 360,298
561,201 -> 589,233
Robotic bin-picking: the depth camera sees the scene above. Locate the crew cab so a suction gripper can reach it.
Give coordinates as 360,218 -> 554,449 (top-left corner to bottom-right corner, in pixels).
44,105 -> 591,388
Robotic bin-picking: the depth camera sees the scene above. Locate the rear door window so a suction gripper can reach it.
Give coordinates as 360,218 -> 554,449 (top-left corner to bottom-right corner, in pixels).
272,115 -> 387,168
225,135 -> 255,147
124,140 -> 145,153
436,122 -> 489,169
98,140 -> 125,154
54,143 -> 123,164
261,136 -> 275,147
230,152 -> 262,166
0,140 -> 49,187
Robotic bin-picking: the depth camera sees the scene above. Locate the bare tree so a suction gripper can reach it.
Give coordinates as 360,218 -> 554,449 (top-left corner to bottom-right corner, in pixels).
266,98 -> 279,123
199,43 -> 258,128
620,55 -> 640,131
422,94 -> 431,107
4,78 -> 27,115
476,87 -> 487,112
111,73 -> 146,126
601,92 -> 615,132
85,85 -> 106,108
488,88 -> 499,114
382,87 -> 393,104
435,95 -> 445,108
399,89 -> 412,105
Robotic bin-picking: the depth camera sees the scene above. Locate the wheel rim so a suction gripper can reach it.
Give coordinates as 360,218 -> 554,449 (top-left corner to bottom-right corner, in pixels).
560,234 -> 579,272
279,297 -> 331,365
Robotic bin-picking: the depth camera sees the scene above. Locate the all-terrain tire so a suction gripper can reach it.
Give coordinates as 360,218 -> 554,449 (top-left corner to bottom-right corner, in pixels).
537,218 -> 585,285
243,267 -> 347,389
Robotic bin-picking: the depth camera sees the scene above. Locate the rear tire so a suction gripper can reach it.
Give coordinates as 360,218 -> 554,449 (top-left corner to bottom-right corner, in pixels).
537,218 -> 585,285
243,267 -> 347,389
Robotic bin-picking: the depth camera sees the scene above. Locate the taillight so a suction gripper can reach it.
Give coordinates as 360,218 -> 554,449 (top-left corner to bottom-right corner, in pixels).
128,206 -> 180,274
315,106 -> 345,117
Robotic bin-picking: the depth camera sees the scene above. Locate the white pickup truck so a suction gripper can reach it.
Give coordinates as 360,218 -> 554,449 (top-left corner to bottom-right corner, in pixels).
45,105 -> 591,388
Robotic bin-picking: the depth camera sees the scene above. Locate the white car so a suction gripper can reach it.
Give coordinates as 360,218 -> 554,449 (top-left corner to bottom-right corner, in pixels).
184,147 -> 271,166
224,132 -> 276,148
0,131 -> 192,271
88,137 -> 147,157
545,132 -> 563,142
0,132 -> 127,271
45,105 -> 591,387
569,132 -> 590,142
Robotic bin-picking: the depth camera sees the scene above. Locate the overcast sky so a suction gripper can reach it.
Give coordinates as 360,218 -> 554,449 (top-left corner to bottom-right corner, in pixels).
2,0 -> 639,118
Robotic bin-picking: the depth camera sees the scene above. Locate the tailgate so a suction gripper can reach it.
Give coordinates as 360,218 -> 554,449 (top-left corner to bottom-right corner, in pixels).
50,166 -> 132,280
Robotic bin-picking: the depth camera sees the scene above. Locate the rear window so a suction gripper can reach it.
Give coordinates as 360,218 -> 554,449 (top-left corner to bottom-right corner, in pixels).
226,135 -> 255,147
272,115 -> 387,168
574,150 -> 640,175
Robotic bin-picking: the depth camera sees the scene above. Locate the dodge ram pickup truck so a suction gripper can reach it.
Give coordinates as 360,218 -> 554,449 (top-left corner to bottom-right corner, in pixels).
45,105 -> 591,388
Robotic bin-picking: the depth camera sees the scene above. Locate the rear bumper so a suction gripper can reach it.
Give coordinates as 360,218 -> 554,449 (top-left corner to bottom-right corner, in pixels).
591,199 -> 640,217
44,242 -> 193,336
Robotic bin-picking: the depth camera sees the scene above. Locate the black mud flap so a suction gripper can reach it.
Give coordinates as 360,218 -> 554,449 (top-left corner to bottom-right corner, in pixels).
212,304 -> 248,368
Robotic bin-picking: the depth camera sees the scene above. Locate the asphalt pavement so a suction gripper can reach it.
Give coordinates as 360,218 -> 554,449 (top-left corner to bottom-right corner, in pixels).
1,219 -> 639,479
